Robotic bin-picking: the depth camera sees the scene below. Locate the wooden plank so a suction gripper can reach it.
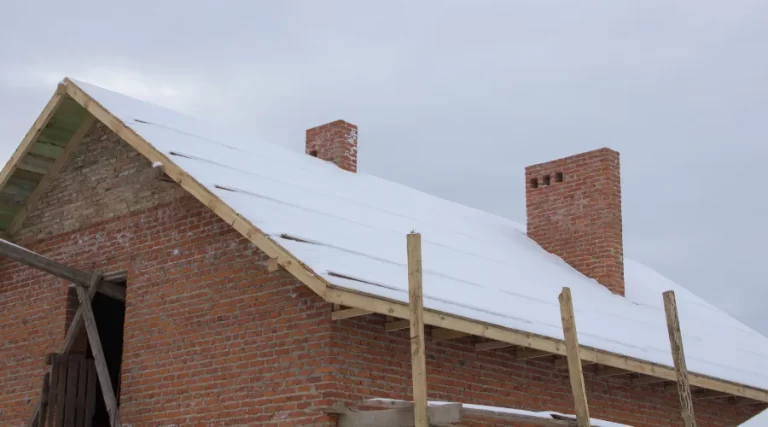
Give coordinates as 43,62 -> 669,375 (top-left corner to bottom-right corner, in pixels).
407,232 -> 428,427
0,85 -> 64,191
39,373 -> 50,427
555,357 -> 595,369
47,356 -> 60,427
664,290 -> 698,427
55,355 -> 68,427
75,358 -> 88,427
59,77 -> 768,404
18,154 -> 55,176
431,328 -> 469,341
594,366 -> 629,378
385,319 -> 410,332
558,287 -> 590,427
75,276 -> 121,427
0,238 -> 125,301
8,115 -> 95,235
694,390 -> 730,400
475,340 -> 514,351
63,356 -> 80,427
29,142 -> 65,159
83,363 -> 97,427
336,404 -> 461,427
331,307 -> 372,320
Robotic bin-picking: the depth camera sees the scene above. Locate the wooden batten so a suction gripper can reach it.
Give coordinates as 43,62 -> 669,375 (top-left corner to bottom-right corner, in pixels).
385,319 -> 410,332
431,328 -> 470,341
331,307 -> 372,320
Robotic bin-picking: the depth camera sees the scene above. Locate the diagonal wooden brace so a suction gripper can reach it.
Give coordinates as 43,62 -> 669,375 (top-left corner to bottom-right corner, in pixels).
75,272 -> 122,427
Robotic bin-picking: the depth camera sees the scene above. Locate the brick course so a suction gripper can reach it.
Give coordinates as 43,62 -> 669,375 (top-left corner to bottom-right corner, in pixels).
0,125 -> 763,426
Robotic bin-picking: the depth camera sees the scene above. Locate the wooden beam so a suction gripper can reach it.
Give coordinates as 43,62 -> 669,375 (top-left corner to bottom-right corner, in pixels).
407,232 -> 428,427
335,404 -> 461,427
558,287 -> 591,427
555,357 -> 595,369
75,272 -> 121,427
0,84 -> 65,192
7,115 -> 95,235
385,319 -> 410,332
664,290 -> 698,427
475,340 -> 514,351
431,328 -> 470,341
266,257 -> 279,272
0,238 -> 125,301
331,307 -> 372,320
694,390 -> 731,400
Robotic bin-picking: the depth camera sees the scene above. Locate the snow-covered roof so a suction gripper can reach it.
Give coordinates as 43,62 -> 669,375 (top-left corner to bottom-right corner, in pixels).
742,410 -> 768,426
65,79 -> 768,393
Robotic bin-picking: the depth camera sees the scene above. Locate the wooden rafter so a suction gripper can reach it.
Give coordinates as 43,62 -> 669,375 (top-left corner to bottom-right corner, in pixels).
475,340 -> 513,351
385,319 -> 410,332
331,307 -> 372,320
46,78 -> 768,404
431,328 -> 469,341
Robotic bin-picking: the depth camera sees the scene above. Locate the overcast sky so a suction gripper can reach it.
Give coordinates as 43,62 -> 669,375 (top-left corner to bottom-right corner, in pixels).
2,0 -> 767,335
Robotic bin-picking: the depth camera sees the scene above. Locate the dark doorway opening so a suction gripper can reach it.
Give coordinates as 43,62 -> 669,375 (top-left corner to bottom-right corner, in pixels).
86,283 -> 126,426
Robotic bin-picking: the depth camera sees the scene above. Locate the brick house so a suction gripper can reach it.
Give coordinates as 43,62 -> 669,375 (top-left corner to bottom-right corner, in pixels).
1,78 -> 767,426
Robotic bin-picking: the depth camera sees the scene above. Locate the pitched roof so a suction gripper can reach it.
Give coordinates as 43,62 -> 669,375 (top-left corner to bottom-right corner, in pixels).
5,78 -> 768,401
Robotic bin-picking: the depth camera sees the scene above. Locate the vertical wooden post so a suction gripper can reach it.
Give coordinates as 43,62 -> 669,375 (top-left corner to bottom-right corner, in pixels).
558,287 -> 591,427
663,290 -> 697,427
38,373 -> 50,427
407,232 -> 428,427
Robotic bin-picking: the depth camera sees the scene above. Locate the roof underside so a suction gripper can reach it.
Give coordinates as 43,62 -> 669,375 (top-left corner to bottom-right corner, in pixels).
2,78 -> 767,401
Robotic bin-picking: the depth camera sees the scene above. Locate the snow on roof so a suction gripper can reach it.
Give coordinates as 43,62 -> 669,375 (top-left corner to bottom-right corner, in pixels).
70,79 -> 768,391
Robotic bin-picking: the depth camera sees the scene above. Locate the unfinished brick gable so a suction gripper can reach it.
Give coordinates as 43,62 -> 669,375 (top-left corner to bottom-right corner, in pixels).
15,121 -> 187,243
1,124 -> 339,426
526,148 -> 625,295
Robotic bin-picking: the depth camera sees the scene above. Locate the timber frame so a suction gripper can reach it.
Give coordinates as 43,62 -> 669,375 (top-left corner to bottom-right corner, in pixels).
1,78 -> 767,409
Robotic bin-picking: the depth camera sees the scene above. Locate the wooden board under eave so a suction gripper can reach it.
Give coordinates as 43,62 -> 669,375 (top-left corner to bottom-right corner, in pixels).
0,98 -> 89,233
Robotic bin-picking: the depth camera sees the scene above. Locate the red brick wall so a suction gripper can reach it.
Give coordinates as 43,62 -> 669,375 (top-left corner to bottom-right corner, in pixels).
305,120 -> 358,173
330,315 -> 765,426
0,125 -> 338,426
526,148 -> 625,295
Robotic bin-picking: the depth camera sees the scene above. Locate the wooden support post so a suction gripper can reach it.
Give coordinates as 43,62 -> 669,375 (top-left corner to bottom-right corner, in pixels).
558,287 -> 591,427
75,272 -> 121,427
38,373 -> 49,427
407,232 -> 428,427
663,290 -> 698,427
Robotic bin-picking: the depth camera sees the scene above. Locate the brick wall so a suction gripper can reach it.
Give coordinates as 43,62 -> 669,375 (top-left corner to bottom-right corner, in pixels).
305,120 -> 358,173
1,125 -> 338,426
526,148 -> 625,295
330,315 -> 764,426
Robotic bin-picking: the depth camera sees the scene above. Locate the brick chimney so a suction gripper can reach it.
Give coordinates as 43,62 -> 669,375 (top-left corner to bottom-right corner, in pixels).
525,148 -> 625,295
306,120 -> 358,173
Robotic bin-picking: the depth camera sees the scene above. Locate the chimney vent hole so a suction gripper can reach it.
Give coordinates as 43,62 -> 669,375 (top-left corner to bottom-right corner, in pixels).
555,172 -> 563,183
543,175 -> 551,186
530,178 -> 539,189
309,150 -> 318,158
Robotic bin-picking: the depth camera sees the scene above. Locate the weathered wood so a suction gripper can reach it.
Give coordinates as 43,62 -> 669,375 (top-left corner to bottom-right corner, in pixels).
63,356 -> 80,427
0,238 -> 125,301
76,359 -> 89,427
331,307 -> 372,320
594,366 -> 630,378
385,319 -> 410,332
559,287 -> 590,427
694,390 -> 730,400
55,355 -> 68,427
83,363 -> 97,427
46,355 -> 60,427
430,328 -> 469,341
8,115 -> 95,235
336,404 -> 461,427
475,340 -> 514,351
61,276 -> 102,354
38,373 -> 50,427
407,232 -> 428,427
632,375 -> 669,386
75,274 -> 121,427
664,290 -> 697,427
516,348 -> 552,360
